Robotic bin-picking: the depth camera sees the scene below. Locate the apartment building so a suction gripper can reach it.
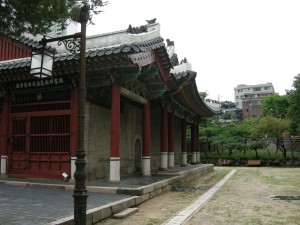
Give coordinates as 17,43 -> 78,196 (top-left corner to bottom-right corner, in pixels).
47,20 -> 78,37
234,83 -> 275,119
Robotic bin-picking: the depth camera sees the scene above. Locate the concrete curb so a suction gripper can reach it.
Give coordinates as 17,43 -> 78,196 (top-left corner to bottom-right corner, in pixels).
47,196 -> 139,225
0,164 -> 214,225
163,169 -> 237,225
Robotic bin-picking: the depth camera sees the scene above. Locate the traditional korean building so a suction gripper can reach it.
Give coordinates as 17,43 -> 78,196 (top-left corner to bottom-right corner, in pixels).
0,23 -> 220,181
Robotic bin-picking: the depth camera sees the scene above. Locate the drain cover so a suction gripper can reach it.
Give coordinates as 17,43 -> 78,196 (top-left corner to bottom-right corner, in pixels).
271,196 -> 300,203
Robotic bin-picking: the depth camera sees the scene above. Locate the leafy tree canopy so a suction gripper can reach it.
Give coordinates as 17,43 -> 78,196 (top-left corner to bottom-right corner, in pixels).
251,116 -> 291,158
261,94 -> 289,119
0,0 -> 107,37
220,101 -> 236,109
199,91 -> 208,100
287,74 -> 300,135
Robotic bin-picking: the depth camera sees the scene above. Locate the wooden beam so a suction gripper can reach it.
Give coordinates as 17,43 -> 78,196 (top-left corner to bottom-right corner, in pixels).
120,86 -> 147,105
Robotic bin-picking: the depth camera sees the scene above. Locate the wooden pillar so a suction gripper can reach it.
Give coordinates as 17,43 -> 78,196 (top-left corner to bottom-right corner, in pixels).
70,87 -> 78,179
110,81 -> 121,181
142,98 -> 151,176
0,94 -> 9,176
168,111 -> 174,168
191,124 -> 197,164
196,123 -> 201,163
181,118 -> 187,166
160,106 -> 168,170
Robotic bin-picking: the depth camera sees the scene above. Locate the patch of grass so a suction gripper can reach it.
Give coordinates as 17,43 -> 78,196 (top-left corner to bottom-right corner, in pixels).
246,218 -> 263,225
146,218 -> 161,225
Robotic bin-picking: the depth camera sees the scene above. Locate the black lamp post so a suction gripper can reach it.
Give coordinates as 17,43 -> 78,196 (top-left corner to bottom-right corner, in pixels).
30,2 -> 90,224
72,2 -> 89,225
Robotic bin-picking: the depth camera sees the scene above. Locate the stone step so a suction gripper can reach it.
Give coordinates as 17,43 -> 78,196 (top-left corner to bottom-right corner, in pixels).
113,208 -> 139,219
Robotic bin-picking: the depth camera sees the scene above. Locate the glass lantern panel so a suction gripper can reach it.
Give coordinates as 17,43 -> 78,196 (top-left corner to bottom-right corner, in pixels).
42,53 -> 54,76
30,52 -> 43,75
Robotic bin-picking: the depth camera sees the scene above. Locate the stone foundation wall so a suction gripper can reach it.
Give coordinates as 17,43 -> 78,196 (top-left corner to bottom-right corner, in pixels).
85,102 -> 186,181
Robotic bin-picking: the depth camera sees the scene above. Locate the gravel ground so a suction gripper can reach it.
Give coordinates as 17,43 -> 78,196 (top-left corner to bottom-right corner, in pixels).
96,167 -> 300,225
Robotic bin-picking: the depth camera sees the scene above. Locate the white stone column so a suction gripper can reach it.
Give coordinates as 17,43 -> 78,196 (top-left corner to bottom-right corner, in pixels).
1,155 -> 8,176
182,152 -> 187,166
196,152 -> 200,164
71,157 -> 77,180
142,156 -> 151,176
192,152 -> 197,164
110,157 -> 120,182
168,152 -> 174,168
160,152 -> 168,170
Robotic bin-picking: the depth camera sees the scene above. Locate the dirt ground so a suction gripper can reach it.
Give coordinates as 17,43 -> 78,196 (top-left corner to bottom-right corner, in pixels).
96,167 -> 300,225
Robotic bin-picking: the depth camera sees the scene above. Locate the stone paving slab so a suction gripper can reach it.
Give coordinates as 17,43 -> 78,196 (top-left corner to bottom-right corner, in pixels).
0,183 -> 130,225
0,164 -> 213,225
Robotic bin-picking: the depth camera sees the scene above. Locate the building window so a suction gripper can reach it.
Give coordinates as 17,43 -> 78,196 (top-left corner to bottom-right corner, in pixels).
236,96 -> 239,99
238,89 -> 243,93
254,87 -> 261,91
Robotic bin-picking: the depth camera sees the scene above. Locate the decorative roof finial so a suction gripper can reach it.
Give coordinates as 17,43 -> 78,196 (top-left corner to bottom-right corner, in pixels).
166,39 -> 174,46
180,57 -> 188,64
146,18 -> 156,24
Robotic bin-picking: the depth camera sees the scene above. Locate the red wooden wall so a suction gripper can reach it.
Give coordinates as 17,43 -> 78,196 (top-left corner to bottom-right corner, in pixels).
0,37 -> 31,61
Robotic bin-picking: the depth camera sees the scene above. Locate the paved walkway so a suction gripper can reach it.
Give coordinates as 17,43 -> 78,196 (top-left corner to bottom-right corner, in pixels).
0,164 -> 208,225
163,169 -> 237,225
0,173 -> 175,225
0,183 -> 129,225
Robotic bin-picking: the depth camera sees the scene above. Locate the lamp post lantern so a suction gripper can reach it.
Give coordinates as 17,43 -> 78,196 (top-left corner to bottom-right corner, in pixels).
29,2 -> 90,224
30,46 -> 54,79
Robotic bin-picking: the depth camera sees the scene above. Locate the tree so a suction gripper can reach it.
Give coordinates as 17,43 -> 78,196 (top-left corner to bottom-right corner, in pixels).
251,116 -> 291,158
261,94 -> 289,119
248,141 -> 266,159
199,127 -> 219,153
287,74 -> 300,135
199,91 -> 208,100
0,0 -> 107,37
220,101 -> 236,109
211,123 -> 250,156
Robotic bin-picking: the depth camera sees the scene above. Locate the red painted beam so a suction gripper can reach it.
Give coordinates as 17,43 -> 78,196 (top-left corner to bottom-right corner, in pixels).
181,118 -> 187,153
143,98 -> 151,156
161,106 -> 168,153
168,111 -> 174,153
110,81 -> 120,157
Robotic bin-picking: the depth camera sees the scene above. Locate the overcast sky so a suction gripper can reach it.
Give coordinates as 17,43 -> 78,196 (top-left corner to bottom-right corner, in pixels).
86,0 -> 300,102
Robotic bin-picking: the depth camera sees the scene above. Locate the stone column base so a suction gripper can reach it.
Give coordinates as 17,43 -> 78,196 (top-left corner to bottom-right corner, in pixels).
168,152 -> 174,168
110,157 -> 120,182
191,152 -> 197,164
160,152 -> 168,170
142,156 -> 151,176
181,152 -> 187,166
196,152 -> 201,164
1,155 -> 8,176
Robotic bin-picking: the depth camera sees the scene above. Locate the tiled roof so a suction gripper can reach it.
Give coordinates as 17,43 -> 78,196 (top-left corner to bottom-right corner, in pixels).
166,70 -> 221,117
169,53 -> 179,67
0,37 -> 170,71
10,35 -> 55,51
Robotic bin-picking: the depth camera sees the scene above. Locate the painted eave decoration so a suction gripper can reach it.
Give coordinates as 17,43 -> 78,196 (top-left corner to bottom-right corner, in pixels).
0,22 -> 220,118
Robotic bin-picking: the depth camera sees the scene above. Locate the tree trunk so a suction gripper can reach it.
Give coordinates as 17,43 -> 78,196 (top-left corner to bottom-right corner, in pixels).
216,146 -> 220,155
291,139 -> 294,160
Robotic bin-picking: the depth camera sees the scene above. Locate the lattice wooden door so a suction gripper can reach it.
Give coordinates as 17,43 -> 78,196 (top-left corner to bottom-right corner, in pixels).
10,118 -> 27,170
8,89 -> 73,178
